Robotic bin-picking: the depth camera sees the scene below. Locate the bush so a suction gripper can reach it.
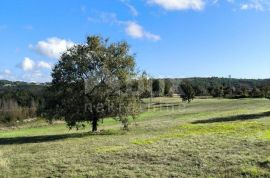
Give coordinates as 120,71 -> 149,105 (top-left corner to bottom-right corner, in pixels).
0,99 -> 37,125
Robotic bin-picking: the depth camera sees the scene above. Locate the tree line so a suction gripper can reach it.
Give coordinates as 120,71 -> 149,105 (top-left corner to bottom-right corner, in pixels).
1,77 -> 269,126
0,88 -> 43,125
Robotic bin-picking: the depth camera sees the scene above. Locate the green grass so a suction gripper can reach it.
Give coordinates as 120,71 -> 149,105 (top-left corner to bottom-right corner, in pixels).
1,98 -> 270,177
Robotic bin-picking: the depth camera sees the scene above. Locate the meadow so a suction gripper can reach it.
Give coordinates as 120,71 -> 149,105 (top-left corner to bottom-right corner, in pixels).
1,97 -> 270,177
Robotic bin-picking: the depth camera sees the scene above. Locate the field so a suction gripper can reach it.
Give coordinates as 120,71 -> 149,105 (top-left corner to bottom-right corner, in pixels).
1,97 -> 270,177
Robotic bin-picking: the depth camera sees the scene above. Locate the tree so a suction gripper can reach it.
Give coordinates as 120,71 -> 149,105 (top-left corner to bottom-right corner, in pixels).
239,87 -> 249,98
261,86 -> 270,98
212,86 -> 224,98
44,36 -> 140,132
152,79 -> 163,97
223,87 -> 231,98
139,71 -> 151,98
250,87 -> 263,98
178,80 -> 195,103
193,85 -> 208,96
164,79 -> 173,97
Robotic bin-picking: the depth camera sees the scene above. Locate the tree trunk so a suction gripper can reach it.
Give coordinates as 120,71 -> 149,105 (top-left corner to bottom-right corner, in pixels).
92,117 -> 98,132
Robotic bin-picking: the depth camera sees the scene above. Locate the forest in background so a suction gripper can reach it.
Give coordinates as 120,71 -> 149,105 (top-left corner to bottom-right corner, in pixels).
1,77 -> 270,125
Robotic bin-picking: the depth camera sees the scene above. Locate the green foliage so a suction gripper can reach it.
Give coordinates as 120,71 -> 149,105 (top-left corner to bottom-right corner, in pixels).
0,76 -> 270,125
152,79 -> 164,97
164,79 -> 173,97
161,77 -> 270,98
0,88 -> 41,125
212,86 -> 224,97
138,71 -> 152,98
179,80 -> 195,103
250,87 -> 263,98
261,86 -> 270,98
44,35 -> 140,131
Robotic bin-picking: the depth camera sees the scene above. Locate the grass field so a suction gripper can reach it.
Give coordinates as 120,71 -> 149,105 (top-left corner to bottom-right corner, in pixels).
1,97 -> 270,177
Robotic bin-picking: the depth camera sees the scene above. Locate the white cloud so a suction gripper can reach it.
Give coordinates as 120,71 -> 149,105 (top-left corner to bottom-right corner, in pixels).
21,57 -> 35,71
3,69 -> 11,75
4,57 -> 52,82
0,69 -> 16,81
125,22 -> 144,38
146,0 -> 270,11
88,11 -> 121,24
120,0 -> 139,16
21,70 -> 51,83
20,57 -> 52,71
37,61 -> 52,69
240,1 -> 264,11
147,0 -> 205,11
17,58 -> 52,82
31,37 -> 75,59
125,22 -> 161,41
88,11 -> 160,41
226,0 -> 270,11
127,4 -> 139,16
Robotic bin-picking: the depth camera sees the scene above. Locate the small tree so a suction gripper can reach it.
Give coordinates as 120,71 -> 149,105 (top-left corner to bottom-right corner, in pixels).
224,86 -> 233,98
240,87 -> 249,98
139,71 -> 152,98
212,86 -> 224,98
43,36 -> 141,132
250,87 -> 263,98
178,80 -> 195,103
164,79 -> 173,97
152,79 -> 163,97
261,86 -> 270,98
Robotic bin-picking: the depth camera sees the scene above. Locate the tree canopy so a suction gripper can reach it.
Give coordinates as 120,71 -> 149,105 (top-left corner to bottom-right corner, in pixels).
43,36 -> 140,131
179,80 -> 195,103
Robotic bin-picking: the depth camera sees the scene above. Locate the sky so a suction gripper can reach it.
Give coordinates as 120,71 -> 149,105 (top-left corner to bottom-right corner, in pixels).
1,0 -> 270,82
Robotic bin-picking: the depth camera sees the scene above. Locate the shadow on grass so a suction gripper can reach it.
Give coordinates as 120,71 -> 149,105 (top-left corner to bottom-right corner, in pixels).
0,130 -> 119,145
192,111 -> 270,124
150,104 -> 181,109
143,102 -> 182,110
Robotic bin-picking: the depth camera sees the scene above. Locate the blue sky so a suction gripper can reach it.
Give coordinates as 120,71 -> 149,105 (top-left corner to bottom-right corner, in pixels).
1,0 -> 270,82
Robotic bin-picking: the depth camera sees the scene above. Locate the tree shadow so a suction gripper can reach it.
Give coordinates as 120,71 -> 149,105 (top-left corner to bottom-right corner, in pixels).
151,104 -> 181,109
0,131 -> 117,145
192,111 -> 270,124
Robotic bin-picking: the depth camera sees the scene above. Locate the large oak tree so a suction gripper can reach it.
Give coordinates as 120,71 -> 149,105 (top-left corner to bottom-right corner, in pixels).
44,36 -> 140,132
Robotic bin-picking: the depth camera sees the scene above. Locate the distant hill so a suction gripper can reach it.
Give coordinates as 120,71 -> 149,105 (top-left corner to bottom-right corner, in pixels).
0,80 -> 47,95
